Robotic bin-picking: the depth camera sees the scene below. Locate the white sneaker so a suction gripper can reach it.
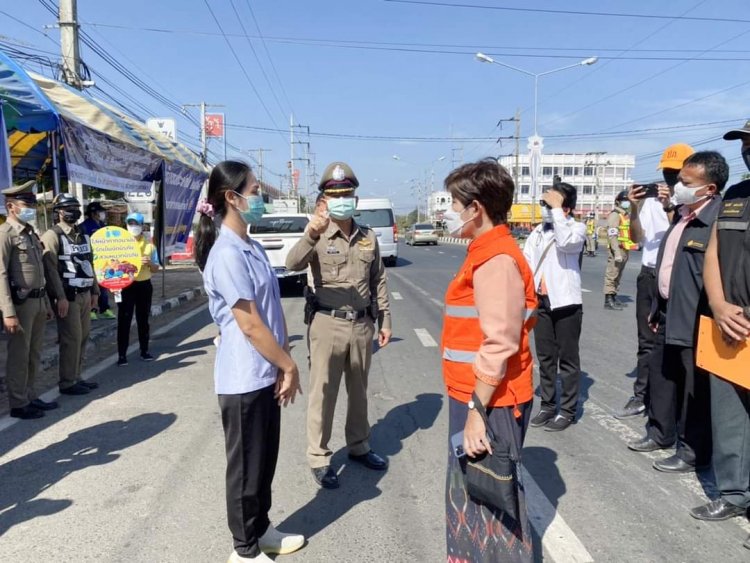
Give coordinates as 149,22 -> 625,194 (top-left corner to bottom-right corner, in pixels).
258,524 -> 306,555
227,550 -> 273,562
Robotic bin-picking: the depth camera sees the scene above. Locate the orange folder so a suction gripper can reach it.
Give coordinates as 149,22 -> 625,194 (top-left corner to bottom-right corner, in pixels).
696,315 -> 750,390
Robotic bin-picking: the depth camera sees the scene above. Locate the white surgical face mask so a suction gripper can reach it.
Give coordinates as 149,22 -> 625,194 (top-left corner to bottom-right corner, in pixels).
673,181 -> 709,206
98,211 -> 106,222
443,205 -> 473,237
127,224 -> 143,237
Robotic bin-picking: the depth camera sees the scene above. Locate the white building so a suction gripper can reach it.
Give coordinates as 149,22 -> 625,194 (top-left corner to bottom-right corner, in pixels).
497,153 -> 636,215
427,190 -> 453,223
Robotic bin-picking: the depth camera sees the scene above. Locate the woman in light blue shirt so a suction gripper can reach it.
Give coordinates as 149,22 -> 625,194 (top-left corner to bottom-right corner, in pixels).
194,161 -> 304,563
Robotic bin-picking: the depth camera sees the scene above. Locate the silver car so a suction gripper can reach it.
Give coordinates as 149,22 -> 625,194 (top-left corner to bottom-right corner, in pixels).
405,223 -> 439,246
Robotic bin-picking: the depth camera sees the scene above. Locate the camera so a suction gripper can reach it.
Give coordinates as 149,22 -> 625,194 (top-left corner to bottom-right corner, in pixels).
635,183 -> 659,198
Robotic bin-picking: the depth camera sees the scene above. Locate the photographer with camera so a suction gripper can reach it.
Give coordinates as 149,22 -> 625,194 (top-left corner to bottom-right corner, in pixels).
524,182 -> 586,432
617,143 -> 694,419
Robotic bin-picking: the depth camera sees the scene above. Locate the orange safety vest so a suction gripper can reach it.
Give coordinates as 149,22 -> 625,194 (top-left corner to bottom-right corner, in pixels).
617,214 -> 638,250
441,224 -> 537,413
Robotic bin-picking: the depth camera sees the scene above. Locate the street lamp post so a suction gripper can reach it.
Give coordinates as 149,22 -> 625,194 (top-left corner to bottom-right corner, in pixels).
475,53 -> 597,223
394,154 -> 446,223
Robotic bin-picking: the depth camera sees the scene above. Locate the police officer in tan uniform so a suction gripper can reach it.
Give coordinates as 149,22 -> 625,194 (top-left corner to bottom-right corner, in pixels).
41,193 -> 100,396
286,162 -> 392,489
603,191 -> 634,310
0,181 -> 56,419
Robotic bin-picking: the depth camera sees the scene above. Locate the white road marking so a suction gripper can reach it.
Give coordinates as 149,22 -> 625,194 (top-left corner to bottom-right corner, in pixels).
523,466 -> 595,562
581,288 -> 592,293
391,292 -> 403,300
438,251 -> 445,254
389,270 -> 444,309
414,328 -> 438,347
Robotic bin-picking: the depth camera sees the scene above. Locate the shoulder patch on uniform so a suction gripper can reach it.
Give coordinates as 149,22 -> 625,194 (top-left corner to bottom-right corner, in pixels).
357,238 -> 373,248
719,200 -> 748,218
607,227 -> 618,236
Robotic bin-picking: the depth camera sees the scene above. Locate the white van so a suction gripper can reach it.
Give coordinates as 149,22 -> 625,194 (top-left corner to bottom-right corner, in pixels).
355,198 -> 398,266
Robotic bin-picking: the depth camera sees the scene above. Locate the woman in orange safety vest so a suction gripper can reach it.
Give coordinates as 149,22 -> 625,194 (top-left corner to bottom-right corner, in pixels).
441,158 -> 538,562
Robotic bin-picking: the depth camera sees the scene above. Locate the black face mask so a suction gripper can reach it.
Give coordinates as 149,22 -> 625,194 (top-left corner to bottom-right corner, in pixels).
663,169 -> 680,188
742,147 -> 750,173
62,209 -> 82,224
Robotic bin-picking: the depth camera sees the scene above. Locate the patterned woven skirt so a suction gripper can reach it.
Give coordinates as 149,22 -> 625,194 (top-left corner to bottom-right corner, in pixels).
446,397 -> 533,563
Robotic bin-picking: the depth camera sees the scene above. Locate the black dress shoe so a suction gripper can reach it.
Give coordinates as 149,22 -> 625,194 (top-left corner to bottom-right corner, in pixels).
615,397 -> 645,419
627,436 -> 672,453
10,405 -> 44,419
544,415 -> 573,432
690,498 -> 747,521
348,451 -> 388,471
530,409 -> 556,428
653,454 -> 698,473
311,466 -> 339,489
78,380 -> 99,390
59,382 -> 90,396
30,398 -> 59,411
604,295 -> 623,311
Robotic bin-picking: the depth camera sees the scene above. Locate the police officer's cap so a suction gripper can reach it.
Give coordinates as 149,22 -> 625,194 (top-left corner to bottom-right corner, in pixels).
52,192 -> 81,210
318,162 -> 359,194
86,201 -> 105,214
723,120 -> 750,141
2,180 -> 37,205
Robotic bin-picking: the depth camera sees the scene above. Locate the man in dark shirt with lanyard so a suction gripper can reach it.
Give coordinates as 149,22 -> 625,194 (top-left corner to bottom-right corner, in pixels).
688,122 -> 750,548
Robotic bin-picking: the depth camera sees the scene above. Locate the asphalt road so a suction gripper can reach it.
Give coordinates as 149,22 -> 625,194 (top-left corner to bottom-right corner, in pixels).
0,240 -> 748,562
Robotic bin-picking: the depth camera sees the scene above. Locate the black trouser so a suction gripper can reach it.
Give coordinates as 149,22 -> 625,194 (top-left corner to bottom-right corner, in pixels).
97,288 -> 111,313
535,295 -> 583,418
634,266 -> 657,403
710,376 -> 750,508
219,385 -> 281,558
646,322 -> 712,464
117,280 -> 152,357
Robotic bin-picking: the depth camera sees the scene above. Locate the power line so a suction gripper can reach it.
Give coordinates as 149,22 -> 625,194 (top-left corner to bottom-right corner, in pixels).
227,0 -> 287,120
201,0 -> 284,138
383,0 -> 750,25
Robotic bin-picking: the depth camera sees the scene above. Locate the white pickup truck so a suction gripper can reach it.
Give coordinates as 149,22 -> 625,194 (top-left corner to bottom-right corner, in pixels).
248,213 -> 310,284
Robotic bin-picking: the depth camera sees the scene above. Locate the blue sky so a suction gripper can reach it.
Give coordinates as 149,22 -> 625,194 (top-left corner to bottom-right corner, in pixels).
3,0 -> 749,212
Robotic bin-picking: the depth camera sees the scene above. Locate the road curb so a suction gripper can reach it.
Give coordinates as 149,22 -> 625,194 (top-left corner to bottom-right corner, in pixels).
39,285 -> 206,372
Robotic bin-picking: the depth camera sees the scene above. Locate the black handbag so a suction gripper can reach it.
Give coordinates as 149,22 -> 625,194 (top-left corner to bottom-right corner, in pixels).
464,392 -> 520,521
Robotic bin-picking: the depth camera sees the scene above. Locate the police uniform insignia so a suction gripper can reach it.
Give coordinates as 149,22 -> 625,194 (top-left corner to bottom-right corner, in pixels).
719,200 -> 748,218
332,165 -> 346,182
686,240 -> 706,250
357,239 -> 372,248
325,245 -> 340,255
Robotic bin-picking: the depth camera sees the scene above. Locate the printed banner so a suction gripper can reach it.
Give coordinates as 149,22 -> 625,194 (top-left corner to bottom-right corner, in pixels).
204,113 -> 224,138
90,226 -> 142,291
163,161 -> 206,255
0,106 -> 11,213
60,117 -> 162,193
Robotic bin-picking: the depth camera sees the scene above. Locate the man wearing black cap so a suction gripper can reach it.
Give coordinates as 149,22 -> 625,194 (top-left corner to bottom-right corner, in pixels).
286,161 -> 392,489
689,122 -> 750,540
41,193 -> 100,396
0,181 -> 56,419
81,201 -> 115,320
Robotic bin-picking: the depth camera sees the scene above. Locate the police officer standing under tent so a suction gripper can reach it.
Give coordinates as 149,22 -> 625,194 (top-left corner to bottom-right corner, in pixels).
689,122 -> 750,540
603,190 -> 637,310
41,193 -> 100,396
0,181 -> 57,419
286,162 -> 392,489
616,143 -> 694,419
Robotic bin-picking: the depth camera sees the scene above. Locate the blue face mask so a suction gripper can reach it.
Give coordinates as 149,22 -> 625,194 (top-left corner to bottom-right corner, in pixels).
327,197 -> 357,220
234,192 -> 265,224
16,206 -> 37,224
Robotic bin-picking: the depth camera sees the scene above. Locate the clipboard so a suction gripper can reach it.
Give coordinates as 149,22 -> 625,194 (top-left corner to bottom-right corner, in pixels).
696,315 -> 750,390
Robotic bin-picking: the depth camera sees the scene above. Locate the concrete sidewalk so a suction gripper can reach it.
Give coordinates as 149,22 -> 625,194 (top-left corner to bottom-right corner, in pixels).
0,265 -> 205,414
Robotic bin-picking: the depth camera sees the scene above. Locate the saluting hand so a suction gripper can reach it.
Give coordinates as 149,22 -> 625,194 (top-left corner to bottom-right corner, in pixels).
307,207 -> 330,239
3,316 -> 20,335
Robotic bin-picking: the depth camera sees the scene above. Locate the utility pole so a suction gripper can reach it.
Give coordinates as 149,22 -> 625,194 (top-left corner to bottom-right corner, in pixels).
290,114 -> 295,201
451,147 -> 464,169
182,102 -> 225,164
59,0 -> 82,89
585,151 -> 610,222
514,108 -> 521,203
247,149 -> 272,192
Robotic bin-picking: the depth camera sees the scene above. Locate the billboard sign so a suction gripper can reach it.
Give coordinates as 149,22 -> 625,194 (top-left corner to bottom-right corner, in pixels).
146,117 -> 176,140
204,113 -> 224,138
